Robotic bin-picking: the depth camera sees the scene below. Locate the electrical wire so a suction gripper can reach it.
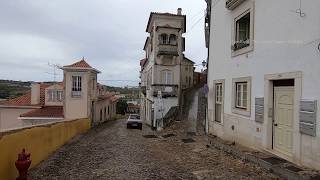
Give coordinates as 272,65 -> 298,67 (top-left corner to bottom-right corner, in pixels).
187,14 -> 205,33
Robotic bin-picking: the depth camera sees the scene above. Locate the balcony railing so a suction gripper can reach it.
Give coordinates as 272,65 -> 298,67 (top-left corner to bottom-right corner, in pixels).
157,44 -> 178,56
152,84 -> 178,98
71,91 -> 82,98
226,0 -> 246,10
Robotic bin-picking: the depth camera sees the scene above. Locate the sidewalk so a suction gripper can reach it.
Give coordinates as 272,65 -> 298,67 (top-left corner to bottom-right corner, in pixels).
207,135 -> 320,180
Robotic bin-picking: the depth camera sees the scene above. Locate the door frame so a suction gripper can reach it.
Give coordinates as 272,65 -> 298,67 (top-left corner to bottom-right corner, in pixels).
263,71 -> 302,163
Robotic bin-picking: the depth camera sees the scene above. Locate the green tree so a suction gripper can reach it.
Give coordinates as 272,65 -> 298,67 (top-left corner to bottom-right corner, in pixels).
116,99 -> 128,115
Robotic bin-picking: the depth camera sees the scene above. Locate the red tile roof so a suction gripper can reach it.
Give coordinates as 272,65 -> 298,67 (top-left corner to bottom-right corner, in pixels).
0,92 -> 32,106
64,58 -> 92,68
40,83 -> 51,105
0,83 -> 55,106
20,106 -> 64,118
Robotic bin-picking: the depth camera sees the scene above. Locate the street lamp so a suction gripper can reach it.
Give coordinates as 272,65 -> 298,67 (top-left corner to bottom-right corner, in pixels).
202,60 -> 207,68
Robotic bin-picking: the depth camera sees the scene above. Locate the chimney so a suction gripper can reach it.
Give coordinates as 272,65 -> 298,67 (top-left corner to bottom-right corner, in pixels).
31,83 -> 40,105
177,8 -> 182,15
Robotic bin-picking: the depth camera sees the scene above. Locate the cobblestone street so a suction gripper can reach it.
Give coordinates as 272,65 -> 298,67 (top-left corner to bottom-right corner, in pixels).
29,119 -> 281,180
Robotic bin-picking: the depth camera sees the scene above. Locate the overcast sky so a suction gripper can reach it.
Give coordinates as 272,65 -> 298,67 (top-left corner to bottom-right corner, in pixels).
0,0 -> 207,87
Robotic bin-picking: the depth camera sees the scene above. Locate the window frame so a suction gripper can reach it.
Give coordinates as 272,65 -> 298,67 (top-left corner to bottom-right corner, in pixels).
169,34 -> 177,45
161,70 -> 173,85
231,1 -> 254,57
72,75 -> 82,97
159,34 -> 168,45
232,77 -> 251,117
213,80 -> 225,124
235,82 -> 248,109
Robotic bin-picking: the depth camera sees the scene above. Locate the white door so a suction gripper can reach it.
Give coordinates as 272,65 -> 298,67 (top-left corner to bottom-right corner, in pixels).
273,87 -> 294,156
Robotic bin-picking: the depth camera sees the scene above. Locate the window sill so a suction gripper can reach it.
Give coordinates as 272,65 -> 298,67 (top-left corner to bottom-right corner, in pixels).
214,121 -> 224,126
231,107 -> 251,117
231,44 -> 253,57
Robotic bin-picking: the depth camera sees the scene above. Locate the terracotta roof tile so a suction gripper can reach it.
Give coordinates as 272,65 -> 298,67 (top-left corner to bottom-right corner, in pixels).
0,92 -> 32,106
20,106 -> 64,118
64,58 -> 92,68
0,83 -> 57,106
40,83 -> 51,105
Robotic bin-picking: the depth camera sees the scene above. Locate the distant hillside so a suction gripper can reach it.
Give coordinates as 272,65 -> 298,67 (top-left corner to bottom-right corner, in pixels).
0,79 -> 140,100
103,85 -> 140,99
0,80 -> 32,99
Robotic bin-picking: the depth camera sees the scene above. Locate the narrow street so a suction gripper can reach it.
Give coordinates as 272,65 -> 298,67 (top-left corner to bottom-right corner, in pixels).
29,119 -> 281,180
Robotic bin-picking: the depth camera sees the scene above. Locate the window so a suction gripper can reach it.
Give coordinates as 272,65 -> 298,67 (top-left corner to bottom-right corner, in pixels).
231,1 -> 254,56
72,76 -> 82,91
57,90 -> 63,101
72,76 -> 82,97
100,109 -> 102,121
159,34 -> 168,45
232,77 -> 251,116
215,83 -> 223,123
92,78 -> 95,90
234,12 -> 250,50
169,34 -> 177,45
161,70 -> 173,84
104,107 -> 107,120
235,82 -> 248,109
48,89 -> 63,102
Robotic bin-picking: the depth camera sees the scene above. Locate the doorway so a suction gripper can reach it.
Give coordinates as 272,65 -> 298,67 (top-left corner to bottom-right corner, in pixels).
272,79 -> 294,156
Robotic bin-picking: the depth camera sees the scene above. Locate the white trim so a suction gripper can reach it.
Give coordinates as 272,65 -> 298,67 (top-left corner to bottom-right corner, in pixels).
263,71 -> 302,165
18,117 -> 64,120
61,67 -> 101,73
0,105 -> 41,109
213,79 -> 225,125
232,76 -> 252,117
231,0 -> 255,57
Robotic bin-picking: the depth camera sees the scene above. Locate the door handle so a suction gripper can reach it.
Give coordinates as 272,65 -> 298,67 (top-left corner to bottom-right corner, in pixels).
274,123 -> 278,127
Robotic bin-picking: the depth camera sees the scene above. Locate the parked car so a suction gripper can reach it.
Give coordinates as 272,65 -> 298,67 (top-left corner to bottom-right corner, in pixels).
126,114 -> 142,129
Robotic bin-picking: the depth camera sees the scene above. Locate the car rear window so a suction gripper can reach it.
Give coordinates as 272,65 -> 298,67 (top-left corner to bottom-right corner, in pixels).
130,115 -> 140,119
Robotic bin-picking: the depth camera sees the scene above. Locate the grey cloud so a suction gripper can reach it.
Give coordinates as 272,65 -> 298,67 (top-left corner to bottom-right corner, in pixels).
0,0 -> 206,87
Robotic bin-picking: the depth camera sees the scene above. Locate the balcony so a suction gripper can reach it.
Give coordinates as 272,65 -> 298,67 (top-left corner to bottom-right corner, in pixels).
226,0 -> 246,10
157,44 -> 178,56
71,91 -> 82,98
152,84 -> 178,98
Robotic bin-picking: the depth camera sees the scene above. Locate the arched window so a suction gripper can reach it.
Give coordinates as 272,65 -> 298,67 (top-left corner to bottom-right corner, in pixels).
169,34 -> 177,45
159,34 -> 168,45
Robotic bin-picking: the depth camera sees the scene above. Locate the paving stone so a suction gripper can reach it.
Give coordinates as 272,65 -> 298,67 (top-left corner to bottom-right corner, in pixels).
29,119 -> 282,180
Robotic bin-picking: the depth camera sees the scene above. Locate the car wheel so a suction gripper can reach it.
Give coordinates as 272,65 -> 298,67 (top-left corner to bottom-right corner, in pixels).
139,124 -> 142,130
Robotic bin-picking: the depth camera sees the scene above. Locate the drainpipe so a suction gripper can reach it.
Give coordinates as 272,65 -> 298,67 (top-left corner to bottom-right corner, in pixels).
205,0 -> 212,134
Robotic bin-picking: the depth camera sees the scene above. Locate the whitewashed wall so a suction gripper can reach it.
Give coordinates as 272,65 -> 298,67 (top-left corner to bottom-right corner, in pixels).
207,0 -> 320,170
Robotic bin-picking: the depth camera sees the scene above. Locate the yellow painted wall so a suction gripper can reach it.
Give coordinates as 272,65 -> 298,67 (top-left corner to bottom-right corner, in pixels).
0,118 -> 91,180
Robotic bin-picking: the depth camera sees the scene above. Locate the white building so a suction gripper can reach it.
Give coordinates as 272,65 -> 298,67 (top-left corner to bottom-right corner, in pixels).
207,0 -> 320,170
140,9 -> 194,130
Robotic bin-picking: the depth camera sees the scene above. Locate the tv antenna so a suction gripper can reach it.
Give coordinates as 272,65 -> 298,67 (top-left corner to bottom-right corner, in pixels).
47,62 -> 62,83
